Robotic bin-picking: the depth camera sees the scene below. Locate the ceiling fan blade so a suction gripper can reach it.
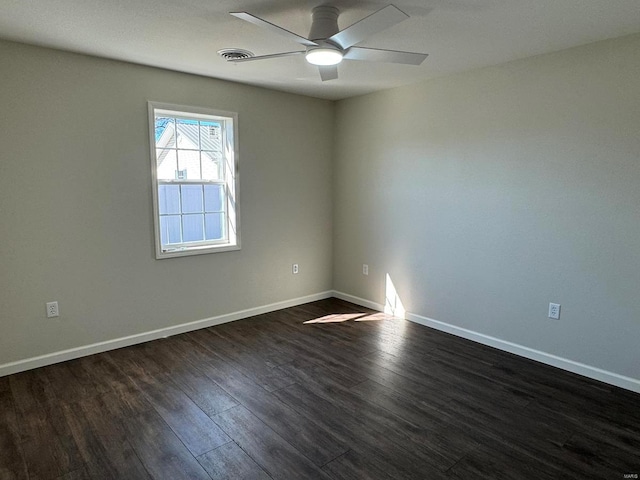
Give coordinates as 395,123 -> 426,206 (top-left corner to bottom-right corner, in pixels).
230,12 -> 318,47
344,46 -> 428,65
228,51 -> 305,63
327,5 -> 408,50
319,65 -> 338,81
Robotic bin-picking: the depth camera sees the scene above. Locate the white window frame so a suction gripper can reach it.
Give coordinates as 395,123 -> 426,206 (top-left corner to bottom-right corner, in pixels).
148,102 -> 240,259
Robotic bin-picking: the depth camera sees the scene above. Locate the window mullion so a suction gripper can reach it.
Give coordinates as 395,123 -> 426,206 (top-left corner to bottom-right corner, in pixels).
179,183 -> 184,244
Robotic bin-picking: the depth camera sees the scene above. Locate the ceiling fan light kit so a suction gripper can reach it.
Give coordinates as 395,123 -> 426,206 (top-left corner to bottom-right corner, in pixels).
305,47 -> 343,66
228,4 -> 428,81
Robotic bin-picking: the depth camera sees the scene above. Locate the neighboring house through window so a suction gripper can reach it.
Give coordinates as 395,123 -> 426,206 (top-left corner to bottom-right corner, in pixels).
149,102 -> 240,258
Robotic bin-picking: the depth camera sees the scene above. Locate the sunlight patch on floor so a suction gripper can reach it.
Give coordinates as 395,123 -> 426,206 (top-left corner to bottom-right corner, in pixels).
303,312 -> 393,324
303,275 -> 407,326
355,312 -> 394,322
303,313 -> 368,324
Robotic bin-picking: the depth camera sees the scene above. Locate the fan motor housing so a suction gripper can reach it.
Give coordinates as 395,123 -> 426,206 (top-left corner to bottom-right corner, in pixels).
308,6 -> 340,41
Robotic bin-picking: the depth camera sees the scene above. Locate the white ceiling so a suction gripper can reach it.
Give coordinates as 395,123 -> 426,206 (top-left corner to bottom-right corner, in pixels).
1,0 -> 640,100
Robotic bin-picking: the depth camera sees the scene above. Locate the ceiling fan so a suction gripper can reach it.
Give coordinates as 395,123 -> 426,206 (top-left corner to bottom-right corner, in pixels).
228,4 -> 428,81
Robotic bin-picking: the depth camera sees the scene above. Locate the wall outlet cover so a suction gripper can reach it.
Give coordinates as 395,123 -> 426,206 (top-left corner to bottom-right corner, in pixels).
46,301 -> 59,318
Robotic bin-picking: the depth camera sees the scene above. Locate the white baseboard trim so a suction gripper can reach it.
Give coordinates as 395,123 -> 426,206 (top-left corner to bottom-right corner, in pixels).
332,290 -> 640,394
332,291 -> 385,312
0,291 -> 333,378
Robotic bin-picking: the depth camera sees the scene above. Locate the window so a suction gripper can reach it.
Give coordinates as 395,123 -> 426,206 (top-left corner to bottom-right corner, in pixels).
149,102 -> 240,258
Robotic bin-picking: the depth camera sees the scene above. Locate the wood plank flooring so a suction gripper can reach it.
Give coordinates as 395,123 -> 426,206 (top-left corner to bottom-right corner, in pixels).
1,298 -> 638,479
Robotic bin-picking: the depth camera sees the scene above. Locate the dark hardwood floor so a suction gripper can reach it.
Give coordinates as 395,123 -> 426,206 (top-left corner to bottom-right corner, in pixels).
1,298 -> 638,479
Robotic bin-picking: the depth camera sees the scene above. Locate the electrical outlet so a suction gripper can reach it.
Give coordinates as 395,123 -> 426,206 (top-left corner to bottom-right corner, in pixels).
46,301 -> 59,318
548,303 -> 560,320
292,263 -> 299,274
363,264 -> 369,275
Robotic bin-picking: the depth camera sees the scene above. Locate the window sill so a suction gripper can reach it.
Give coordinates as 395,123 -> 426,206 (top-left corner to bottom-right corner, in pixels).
156,242 -> 240,259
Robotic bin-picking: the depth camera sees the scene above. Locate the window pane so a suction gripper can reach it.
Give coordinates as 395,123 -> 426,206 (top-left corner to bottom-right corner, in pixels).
205,213 -> 225,240
182,214 -> 204,242
181,185 -> 203,214
158,185 -> 180,215
201,151 -> 222,180
204,184 -> 224,212
160,215 -> 182,245
151,105 -> 238,257
200,122 -> 221,151
176,118 -> 199,149
155,117 -> 175,148
156,149 -> 177,180
177,149 -> 200,180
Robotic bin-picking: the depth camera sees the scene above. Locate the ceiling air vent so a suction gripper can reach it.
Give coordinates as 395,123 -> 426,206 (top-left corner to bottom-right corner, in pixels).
218,48 -> 254,61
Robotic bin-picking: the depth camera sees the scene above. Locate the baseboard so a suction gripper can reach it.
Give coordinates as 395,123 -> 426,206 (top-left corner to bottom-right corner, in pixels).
0,291 -> 333,378
332,290 -> 640,394
332,291 -> 385,312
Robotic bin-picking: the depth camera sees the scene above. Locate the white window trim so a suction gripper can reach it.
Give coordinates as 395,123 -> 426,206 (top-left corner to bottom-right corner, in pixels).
148,101 -> 241,259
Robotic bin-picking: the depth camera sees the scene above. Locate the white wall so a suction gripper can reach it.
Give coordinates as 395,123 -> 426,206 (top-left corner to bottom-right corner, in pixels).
0,40 -> 334,367
333,33 -> 640,381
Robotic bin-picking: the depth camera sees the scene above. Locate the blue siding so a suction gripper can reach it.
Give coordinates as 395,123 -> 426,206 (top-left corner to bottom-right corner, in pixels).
158,184 -> 224,245
181,185 -> 203,213
182,214 -> 204,242
205,213 -> 224,240
204,184 -> 223,212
